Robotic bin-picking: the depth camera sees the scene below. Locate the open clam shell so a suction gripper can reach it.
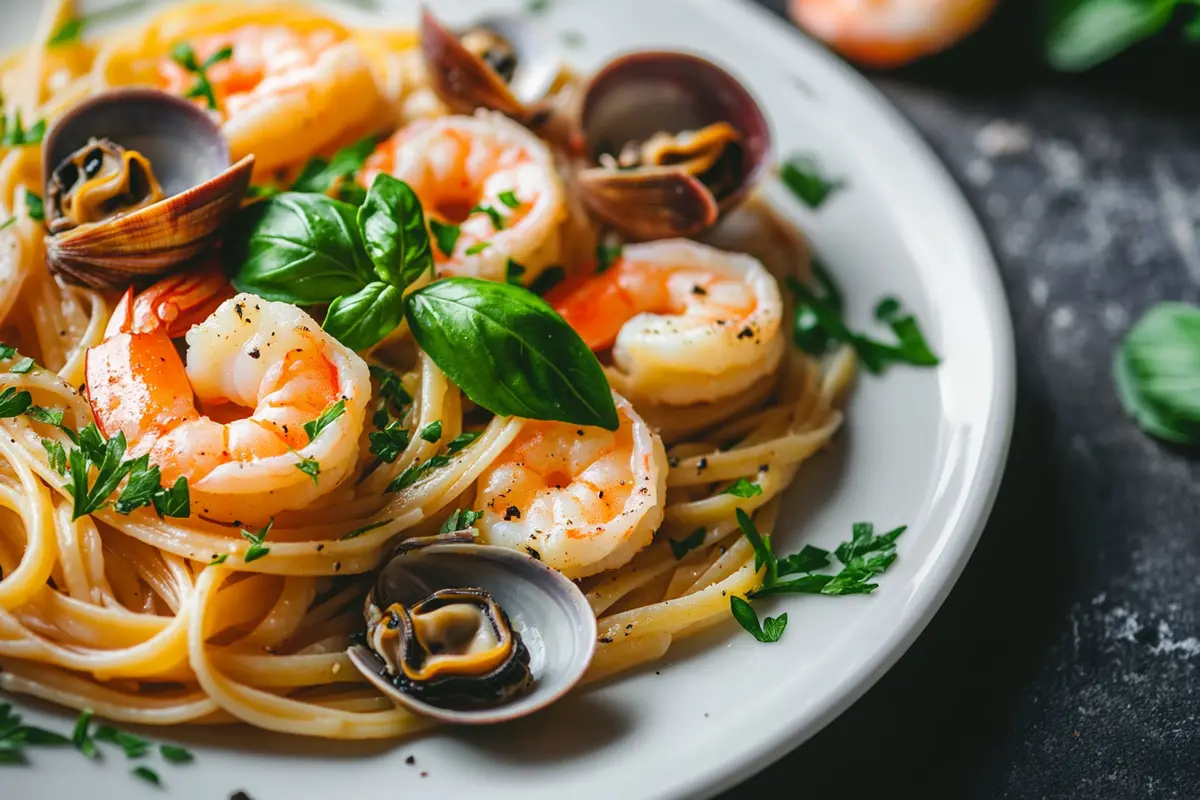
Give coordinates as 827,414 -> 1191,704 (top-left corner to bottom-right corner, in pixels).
42,88 -> 253,290
576,51 -> 771,241
348,534 -> 597,725
419,8 -> 573,144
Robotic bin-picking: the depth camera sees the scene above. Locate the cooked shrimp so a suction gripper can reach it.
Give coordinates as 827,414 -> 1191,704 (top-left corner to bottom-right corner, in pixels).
157,25 -> 387,176
127,256 -> 235,338
789,0 -> 996,67
85,283 -> 370,525
474,392 -> 667,580
547,240 -> 784,407
360,112 -> 565,284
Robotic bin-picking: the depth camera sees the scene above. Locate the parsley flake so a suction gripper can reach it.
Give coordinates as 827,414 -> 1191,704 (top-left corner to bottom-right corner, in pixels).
668,527 -> 706,559
723,478 -> 762,498
429,218 -> 462,257
304,400 -> 346,443
419,420 -> 443,443
240,519 -> 274,563
0,387 -> 32,417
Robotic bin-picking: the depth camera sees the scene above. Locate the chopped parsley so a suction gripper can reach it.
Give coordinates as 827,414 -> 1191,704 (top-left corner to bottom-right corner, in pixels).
506,258 -> 527,285
470,204 -> 506,230
341,519 -> 390,540
785,273 -> 938,374
26,406 -> 64,427
47,0 -> 148,48
386,454 -> 450,493
446,431 -> 480,453
440,508 -> 482,533
498,190 -> 522,209
159,744 -> 193,763
429,218 -> 462,257
10,356 -> 34,374
240,519 -> 273,563
668,527 -> 706,559
596,243 -> 623,273
66,431 -> 131,520
207,554 -> 228,566
131,766 -> 161,786
42,439 -> 67,475
304,400 -> 346,443
370,365 -> 412,412
25,191 -> 43,222
780,154 -> 845,210
170,42 -> 234,111
72,709 -> 97,760
529,265 -> 566,295
0,110 -> 45,147
723,478 -> 762,498
93,724 -> 148,758
730,596 -> 786,643
419,420 -> 443,443
369,421 -> 410,463
295,455 -> 320,484
465,241 -> 490,255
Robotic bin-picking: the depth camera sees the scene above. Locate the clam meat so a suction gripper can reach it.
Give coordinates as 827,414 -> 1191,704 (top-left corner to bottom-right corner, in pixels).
46,138 -> 165,235
349,533 -> 597,725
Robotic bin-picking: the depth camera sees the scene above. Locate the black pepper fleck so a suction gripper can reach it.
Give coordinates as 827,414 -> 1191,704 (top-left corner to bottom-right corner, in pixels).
504,505 -> 521,520
248,347 -> 261,359
405,755 -> 416,765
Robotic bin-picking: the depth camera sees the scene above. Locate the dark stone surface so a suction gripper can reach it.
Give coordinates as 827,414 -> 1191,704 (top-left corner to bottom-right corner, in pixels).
725,3 -> 1200,799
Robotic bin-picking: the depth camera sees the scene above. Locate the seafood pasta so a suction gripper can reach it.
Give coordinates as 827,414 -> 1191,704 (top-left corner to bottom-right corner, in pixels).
0,1 -> 855,738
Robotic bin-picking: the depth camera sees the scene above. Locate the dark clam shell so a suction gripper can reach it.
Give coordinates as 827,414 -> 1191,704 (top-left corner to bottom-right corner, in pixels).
577,51 -> 771,241
42,88 -> 253,289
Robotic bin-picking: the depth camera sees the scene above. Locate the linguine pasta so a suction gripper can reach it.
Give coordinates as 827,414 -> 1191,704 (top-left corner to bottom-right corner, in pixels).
0,0 -> 853,739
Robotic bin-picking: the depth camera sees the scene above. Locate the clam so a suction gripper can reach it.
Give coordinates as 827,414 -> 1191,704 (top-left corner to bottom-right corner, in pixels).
348,533 -> 597,725
419,8 -> 573,144
42,87 -> 254,290
576,51 -> 771,241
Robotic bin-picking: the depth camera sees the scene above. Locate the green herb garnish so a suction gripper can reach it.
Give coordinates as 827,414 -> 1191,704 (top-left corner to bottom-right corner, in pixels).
0,110 -> 46,147
1114,302 -> 1200,444
465,241 -> 490,255
292,136 -> 377,197
304,400 -> 346,443
171,42 -> 233,110
446,431 -> 480,453
440,508 -> 482,533
42,438 -> 67,475
506,258 -> 527,286
369,421 -> 410,463
94,724 -> 149,759
159,744 -> 193,763
48,0 -> 148,48
529,266 -> 565,296
71,709 -> 97,760
0,387 -> 32,417
25,191 -> 44,222
9,357 -> 34,374
240,519 -> 273,563
723,478 -> 762,498
668,527 -> 706,559
498,190 -> 522,209
419,420 -> 442,443
295,455 -> 320,484
471,204 -> 506,230
26,406 -> 64,427
596,243 -> 622,273
429,218 -> 461,257
340,519 -> 390,540
207,554 -> 228,566
386,454 -> 450,493
730,596 -> 786,643
780,155 -> 844,209
131,765 -> 161,786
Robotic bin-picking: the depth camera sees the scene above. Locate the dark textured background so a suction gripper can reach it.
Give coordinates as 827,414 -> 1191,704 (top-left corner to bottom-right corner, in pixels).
726,3 -> 1200,798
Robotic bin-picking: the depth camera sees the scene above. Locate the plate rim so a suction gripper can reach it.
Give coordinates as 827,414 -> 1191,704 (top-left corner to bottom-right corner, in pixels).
667,1 -> 1017,798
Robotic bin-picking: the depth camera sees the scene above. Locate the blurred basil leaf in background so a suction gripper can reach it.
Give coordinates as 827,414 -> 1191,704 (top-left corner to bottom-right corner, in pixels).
1046,0 -> 1177,71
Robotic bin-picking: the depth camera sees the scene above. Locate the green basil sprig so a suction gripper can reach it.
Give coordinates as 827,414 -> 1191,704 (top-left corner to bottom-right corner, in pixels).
406,278 -> 619,430
1045,0 -> 1183,72
1115,302 -> 1200,444
227,175 -> 618,430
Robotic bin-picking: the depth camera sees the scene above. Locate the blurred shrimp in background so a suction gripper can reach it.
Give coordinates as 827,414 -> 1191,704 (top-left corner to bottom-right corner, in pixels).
788,0 -> 997,67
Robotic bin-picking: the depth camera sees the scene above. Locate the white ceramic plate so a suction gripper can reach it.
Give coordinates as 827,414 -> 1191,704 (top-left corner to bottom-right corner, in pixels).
2,1 -> 1015,798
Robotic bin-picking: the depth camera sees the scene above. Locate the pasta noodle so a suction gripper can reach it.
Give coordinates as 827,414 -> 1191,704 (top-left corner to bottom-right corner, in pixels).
0,0 -> 853,739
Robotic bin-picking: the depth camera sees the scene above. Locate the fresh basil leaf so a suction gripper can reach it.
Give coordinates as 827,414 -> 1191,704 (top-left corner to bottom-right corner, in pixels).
669,527 -> 706,559
1115,302 -> 1200,443
0,387 -> 32,417
322,281 -> 406,351
1045,0 -> 1175,72
303,400 -> 346,443
723,477 -> 762,498
429,218 -> 461,257
419,420 -> 442,443
228,193 -> 373,304
358,175 -> 433,288
781,155 -> 844,209
405,277 -> 619,430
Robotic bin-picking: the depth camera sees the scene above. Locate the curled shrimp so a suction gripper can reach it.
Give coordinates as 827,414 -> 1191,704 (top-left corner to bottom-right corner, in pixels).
474,392 -> 667,580
157,23 -> 387,177
789,0 -> 996,67
360,112 -> 566,284
85,276 -> 371,525
547,239 -> 784,407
